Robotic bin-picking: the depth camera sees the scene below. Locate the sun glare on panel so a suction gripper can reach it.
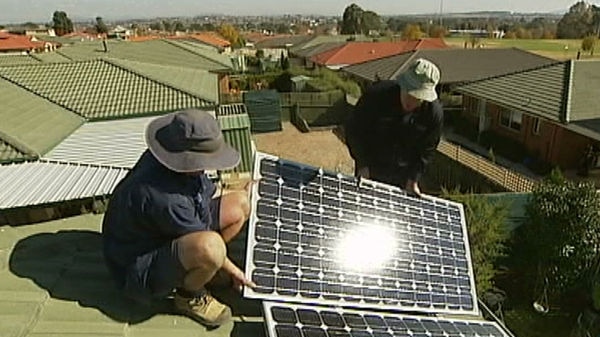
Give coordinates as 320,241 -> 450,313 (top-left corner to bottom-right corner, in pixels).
335,224 -> 397,272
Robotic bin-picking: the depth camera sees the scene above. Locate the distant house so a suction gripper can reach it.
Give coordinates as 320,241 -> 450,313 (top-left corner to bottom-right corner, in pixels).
342,48 -> 556,94
0,32 -> 36,54
310,39 -> 448,70
456,59 -> 600,171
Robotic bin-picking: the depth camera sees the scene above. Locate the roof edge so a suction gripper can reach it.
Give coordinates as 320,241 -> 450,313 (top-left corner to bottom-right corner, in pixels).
561,59 -> 575,123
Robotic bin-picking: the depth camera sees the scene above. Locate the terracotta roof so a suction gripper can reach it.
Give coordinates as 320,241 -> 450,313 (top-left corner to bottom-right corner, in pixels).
188,33 -> 231,48
311,39 -> 448,67
0,32 -> 36,52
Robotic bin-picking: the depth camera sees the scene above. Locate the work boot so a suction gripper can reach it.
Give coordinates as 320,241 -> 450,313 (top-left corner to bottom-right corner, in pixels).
174,291 -> 232,327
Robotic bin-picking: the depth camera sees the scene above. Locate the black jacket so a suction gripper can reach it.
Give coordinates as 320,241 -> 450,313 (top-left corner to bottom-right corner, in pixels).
345,80 -> 443,183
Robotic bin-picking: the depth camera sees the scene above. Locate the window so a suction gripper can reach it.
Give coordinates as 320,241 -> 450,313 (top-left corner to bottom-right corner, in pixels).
532,118 -> 541,135
499,110 -> 522,131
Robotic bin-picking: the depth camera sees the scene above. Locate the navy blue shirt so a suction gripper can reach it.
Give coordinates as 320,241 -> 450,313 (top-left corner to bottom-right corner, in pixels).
102,150 -> 217,286
345,80 -> 443,183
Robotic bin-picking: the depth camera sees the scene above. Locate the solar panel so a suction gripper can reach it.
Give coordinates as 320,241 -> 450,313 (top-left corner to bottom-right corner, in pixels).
263,301 -> 511,337
244,153 -> 478,315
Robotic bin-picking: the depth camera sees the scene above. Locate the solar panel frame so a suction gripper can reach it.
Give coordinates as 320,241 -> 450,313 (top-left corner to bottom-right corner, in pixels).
262,301 -> 511,337
244,152 -> 479,316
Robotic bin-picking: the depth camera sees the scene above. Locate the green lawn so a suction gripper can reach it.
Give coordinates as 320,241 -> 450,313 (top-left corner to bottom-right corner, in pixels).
444,37 -> 597,60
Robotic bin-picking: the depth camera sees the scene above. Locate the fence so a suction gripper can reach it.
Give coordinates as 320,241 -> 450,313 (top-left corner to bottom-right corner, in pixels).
437,140 -> 536,192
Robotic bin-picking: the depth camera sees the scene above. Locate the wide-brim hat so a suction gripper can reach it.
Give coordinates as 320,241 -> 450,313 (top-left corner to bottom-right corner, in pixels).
397,58 -> 440,102
145,109 -> 240,172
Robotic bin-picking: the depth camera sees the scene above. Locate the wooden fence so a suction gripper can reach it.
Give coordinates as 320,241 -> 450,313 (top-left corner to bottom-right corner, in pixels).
437,140 -> 537,192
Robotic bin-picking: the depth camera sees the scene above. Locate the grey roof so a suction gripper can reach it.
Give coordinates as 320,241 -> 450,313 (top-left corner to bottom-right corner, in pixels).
55,39 -> 233,71
343,48 -> 556,84
0,59 -> 215,121
456,61 -> 568,123
254,35 -> 313,49
44,116 -> 154,168
0,160 -> 128,209
290,41 -> 346,58
289,35 -> 372,54
0,77 -> 84,162
456,59 -> 600,140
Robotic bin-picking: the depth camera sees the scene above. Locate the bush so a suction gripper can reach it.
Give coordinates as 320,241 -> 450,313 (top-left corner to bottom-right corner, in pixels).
442,189 -> 510,295
514,169 -> 600,307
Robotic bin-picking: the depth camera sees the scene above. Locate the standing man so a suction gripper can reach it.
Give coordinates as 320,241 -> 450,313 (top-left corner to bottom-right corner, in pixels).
345,58 -> 443,197
102,109 -> 255,327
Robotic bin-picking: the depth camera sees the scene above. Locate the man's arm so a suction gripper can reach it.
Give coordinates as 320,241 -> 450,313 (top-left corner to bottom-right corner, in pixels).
345,89 -> 378,169
406,102 -> 444,185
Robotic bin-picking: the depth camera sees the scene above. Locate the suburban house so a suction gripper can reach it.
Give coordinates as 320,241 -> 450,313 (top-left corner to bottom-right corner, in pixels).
455,59 -> 600,172
0,38 -> 247,223
0,31 -> 45,54
309,38 -> 448,70
342,47 -> 556,93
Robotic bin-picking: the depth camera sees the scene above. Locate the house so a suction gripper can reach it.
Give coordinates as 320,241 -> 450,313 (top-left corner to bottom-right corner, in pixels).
0,32 -> 37,54
455,59 -> 600,171
342,48 -> 556,94
310,39 -> 448,70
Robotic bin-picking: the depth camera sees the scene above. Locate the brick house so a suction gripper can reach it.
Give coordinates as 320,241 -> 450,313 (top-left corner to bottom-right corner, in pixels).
456,59 -> 600,171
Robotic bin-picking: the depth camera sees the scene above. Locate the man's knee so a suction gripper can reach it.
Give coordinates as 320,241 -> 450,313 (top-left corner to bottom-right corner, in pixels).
225,191 -> 250,223
178,231 -> 226,270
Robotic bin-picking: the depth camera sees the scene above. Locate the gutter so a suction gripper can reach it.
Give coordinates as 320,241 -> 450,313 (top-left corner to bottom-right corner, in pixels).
561,59 -> 574,123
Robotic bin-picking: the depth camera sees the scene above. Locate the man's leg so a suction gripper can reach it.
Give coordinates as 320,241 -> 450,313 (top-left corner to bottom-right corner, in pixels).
217,190 -> 250,243
176,231 -> 226,291
174,231 -> 231,326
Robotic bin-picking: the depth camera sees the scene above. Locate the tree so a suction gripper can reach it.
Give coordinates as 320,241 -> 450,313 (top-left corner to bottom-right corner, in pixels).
401,24 -> 423,40
582,35 -> 597,55
443,190 -> 510,295
515,169 -> 600,309
557,1 -> 595,38
341,3 -> 364,34
95,16 -> 108,35
218,24 -> 244,48
173,21 -> 185,32
52,10 -> 73,36
362,10 -> 382,33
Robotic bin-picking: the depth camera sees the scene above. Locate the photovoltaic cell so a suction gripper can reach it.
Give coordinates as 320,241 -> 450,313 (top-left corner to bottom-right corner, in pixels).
263,301 -> 510,337
245,153 -> 478,315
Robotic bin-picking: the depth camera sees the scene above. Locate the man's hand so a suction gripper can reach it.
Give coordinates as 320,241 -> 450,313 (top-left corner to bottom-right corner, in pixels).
405,180 -> 423,198
222,258 -> 256,292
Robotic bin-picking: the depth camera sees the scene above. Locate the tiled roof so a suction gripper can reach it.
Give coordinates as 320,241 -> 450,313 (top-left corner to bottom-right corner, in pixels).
0,54 -> 41,66
289,35 -> 372,53
456,61 -> 567,123
31,52 -> 72,63
0,59 -> 215,121
0,32 -> 36,51
456,59 -> 600,129
44,116 -> 154,168
0,160 -> 129,209
254,34 -> 313,49
162,39 -> 233,69
0,77 -> 84,162
310,40 -> 448,67
0,140 -> 29,163
188,33 -> 231,48
343,48 -> 556,84
55,39 -> 233,71
291,42 -> 346,58
107,59 -> 219,103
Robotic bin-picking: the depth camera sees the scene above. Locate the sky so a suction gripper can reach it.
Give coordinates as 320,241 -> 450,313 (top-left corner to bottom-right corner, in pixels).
0,0 -> 581,24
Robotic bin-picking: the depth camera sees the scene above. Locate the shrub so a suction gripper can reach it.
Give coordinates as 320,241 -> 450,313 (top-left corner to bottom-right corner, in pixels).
514,169 -> 600,307
442,189 -> 510,295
